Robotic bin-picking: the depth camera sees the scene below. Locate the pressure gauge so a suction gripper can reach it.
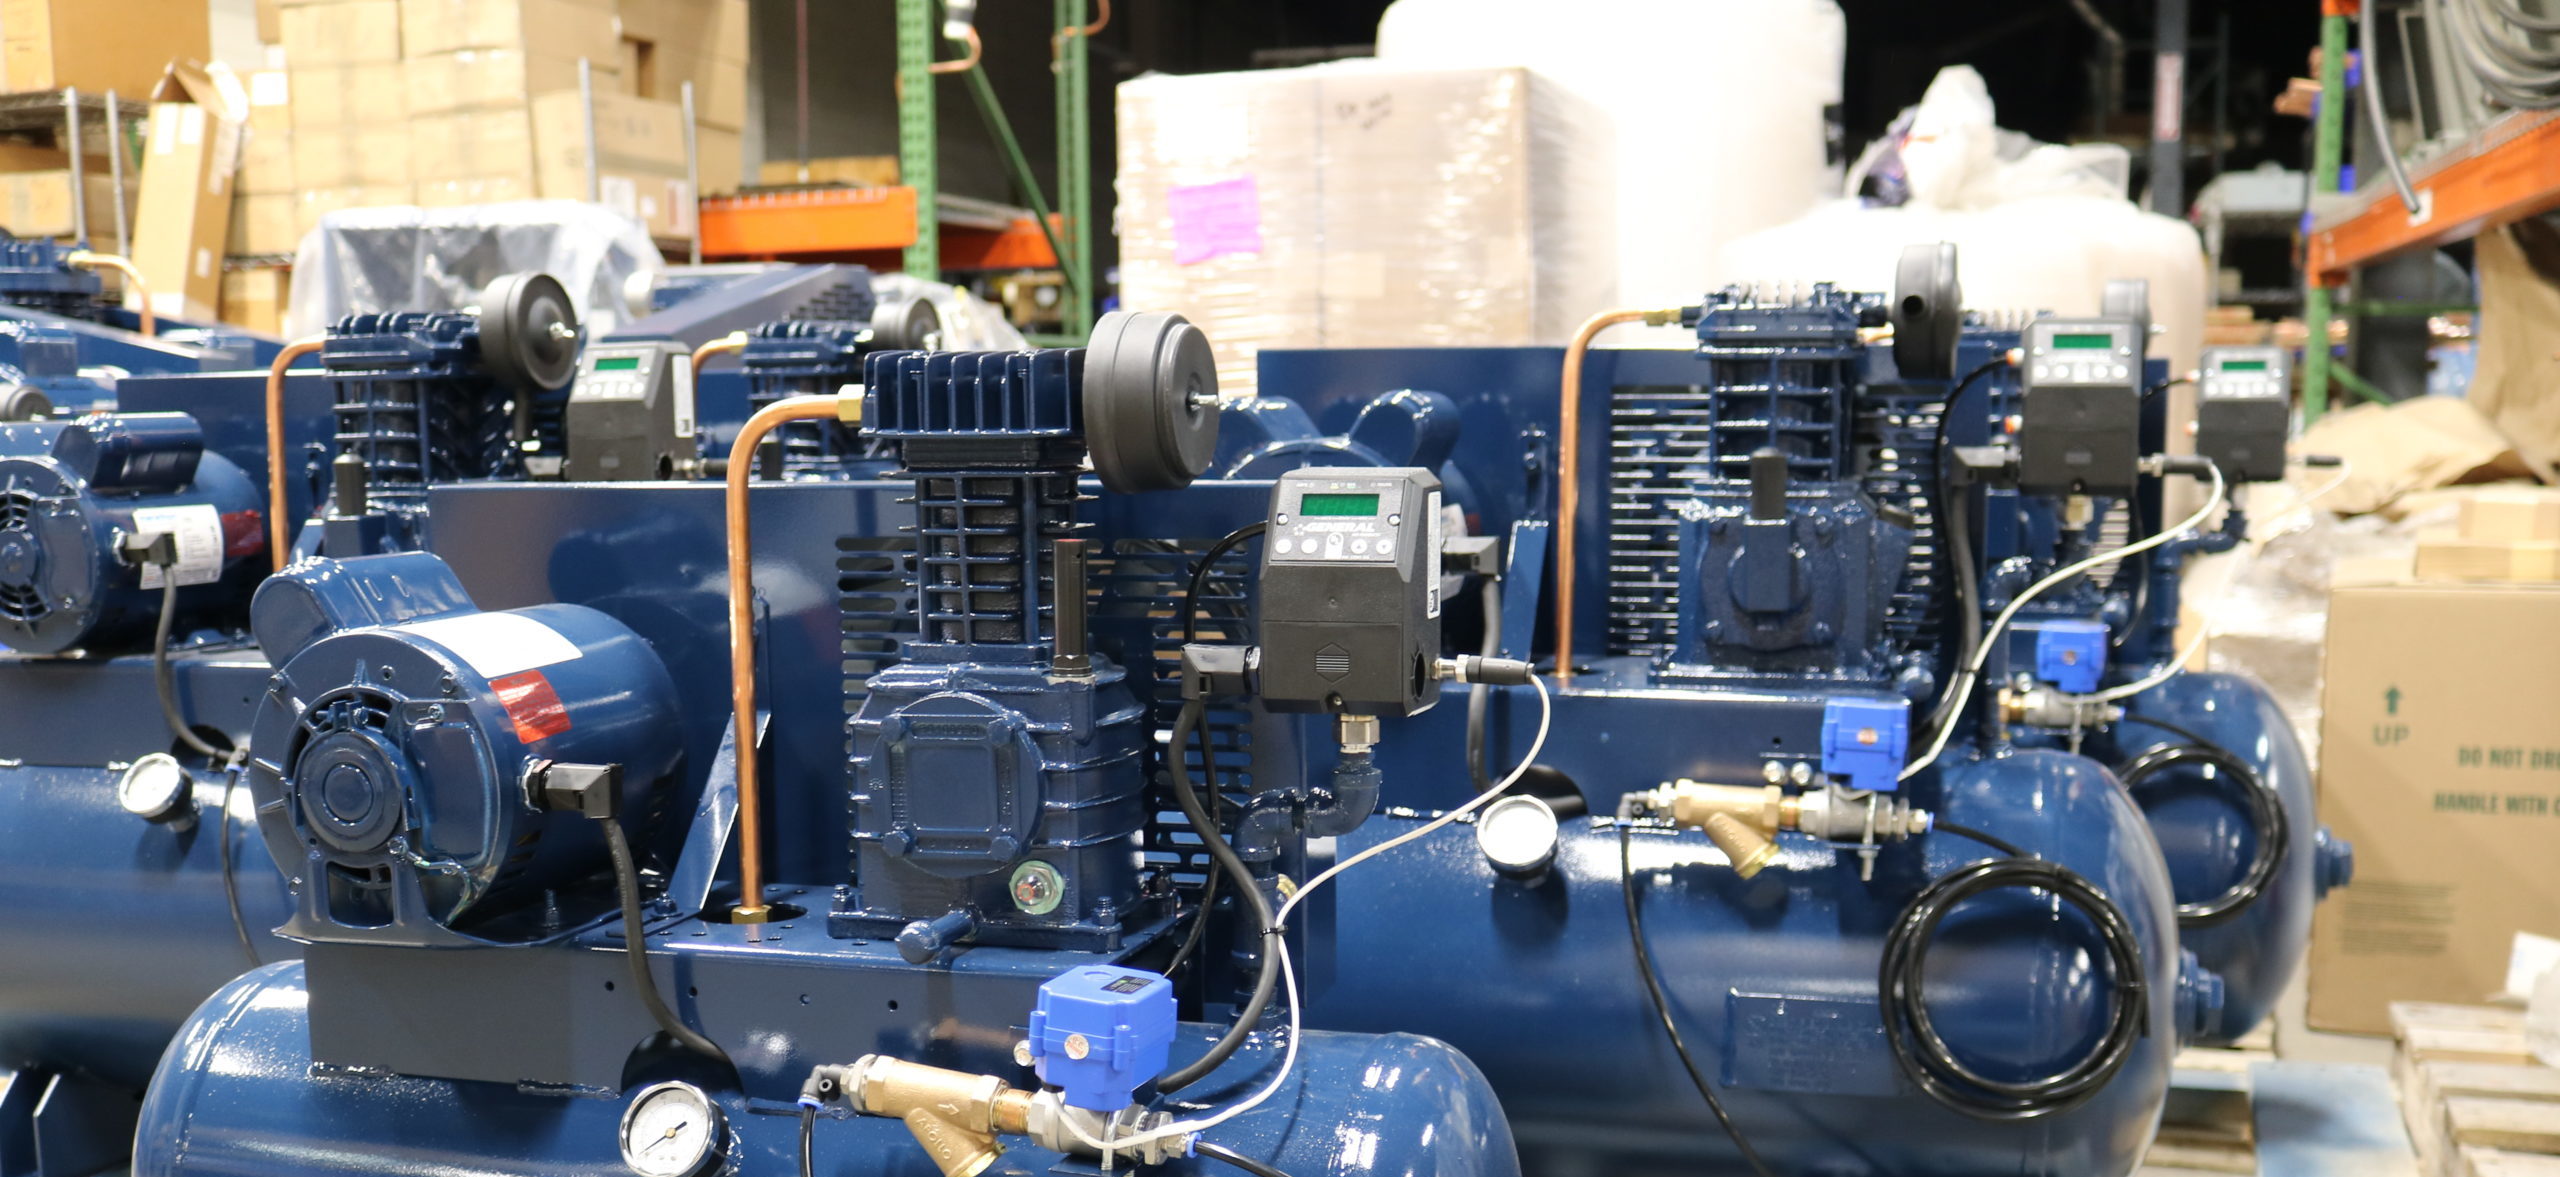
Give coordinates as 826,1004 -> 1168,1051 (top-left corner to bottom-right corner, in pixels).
1476,794 -> 1559,878
118,753 -> 197,827
618,1081 -> 726,1177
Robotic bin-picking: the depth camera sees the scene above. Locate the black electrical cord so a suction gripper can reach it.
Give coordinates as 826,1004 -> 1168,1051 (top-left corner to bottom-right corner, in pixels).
1162,522 -> 1266,985
798,1103 -> 816,1177
1880,836 -> 2147,1121
1920,358 -> 2007,744
217,770 -> 260,968
2114,717 -> 2288,928
1466,577 -> 1501,792
1196,1141 -> 1295,1177
1157,697 -> 1282,1095
599,819 -> 732,1065
1932,820 -> 2026,860
1619,824 -> 1778,1177
153,578 -> 230,760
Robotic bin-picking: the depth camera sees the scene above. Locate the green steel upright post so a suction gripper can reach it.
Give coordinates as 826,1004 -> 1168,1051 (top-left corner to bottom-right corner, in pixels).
897,0 -> 939,281
2304,6 -> 2351,422
1056,0 -> 1093,337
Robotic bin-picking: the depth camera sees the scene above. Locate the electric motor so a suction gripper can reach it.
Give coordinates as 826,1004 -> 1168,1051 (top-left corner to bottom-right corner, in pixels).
0,412 -> 263,655
246,552 -> 682,944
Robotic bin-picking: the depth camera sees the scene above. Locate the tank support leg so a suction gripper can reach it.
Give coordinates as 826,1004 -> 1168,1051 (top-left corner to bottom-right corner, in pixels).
0,1068 -> 139,1177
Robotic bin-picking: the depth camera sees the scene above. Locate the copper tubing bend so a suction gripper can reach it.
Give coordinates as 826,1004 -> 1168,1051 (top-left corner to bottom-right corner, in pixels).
1553,308 -> 1679,684
928,25 -> 983,74
65,251 -> 153,337
727,394 -> 861,920
264,338 -> 327,575
691,330 -> 748,374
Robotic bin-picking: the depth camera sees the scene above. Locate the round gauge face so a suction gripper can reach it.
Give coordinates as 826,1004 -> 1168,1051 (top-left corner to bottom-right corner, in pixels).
618,1082 -> 724,1177
117,753 -> 193,820
1476,794 -> 1559,875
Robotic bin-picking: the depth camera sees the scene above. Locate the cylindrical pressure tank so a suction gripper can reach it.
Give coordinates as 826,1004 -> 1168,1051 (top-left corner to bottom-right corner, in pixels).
1303,748 -> 2208,1177
2117,671 -> 2350,1045
0,413 -> 265,654
0,762 -> 294,1090
135,961 -> 1521,1177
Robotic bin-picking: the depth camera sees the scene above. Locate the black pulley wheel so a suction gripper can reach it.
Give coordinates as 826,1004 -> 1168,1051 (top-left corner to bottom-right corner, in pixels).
478,272 -> 581,392
870,291 -> 941,351
1083,310 -> 1220,493
1892,241 -> 1963,381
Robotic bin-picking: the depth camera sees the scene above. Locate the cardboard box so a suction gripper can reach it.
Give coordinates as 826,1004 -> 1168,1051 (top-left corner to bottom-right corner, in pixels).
291,125 -> 411,188
2461,488 -> 2560,544
287,64 -> 408,132
2309,581 -> 2560,1035
0,140 -> 111,175
697,125 -> 741,196
618,0 -> 747,65
227,191 -> 298,256
1116,63 -> 1615,395
239,71 -> 294,194
257,0 -> 284,45
1,0 -> 211,96
218,265 -> 290,335
295,184 -> 413,235
400,0 -> 617,66
756,155 -> 899,188
416,174 -> 536,207
0,171 -> 124,240
278,0 -> 401,66
408,110 -> 534,185
132,63 -> 247,324
405,50 -> 605,117
652,48 -> 746,130
531,88 -> 688,179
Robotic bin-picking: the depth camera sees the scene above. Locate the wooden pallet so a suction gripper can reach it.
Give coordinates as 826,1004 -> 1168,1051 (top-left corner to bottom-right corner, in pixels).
2392,1001 -> 2560,1177
2140,1025 -> 2280,1176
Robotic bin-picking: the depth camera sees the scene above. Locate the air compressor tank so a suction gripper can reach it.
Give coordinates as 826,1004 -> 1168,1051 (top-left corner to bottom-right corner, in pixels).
0,412 -> 264,655
1303,749 -> 2212,1177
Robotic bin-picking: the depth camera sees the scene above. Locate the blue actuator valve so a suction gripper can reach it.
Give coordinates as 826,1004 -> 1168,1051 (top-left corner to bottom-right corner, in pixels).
1025,965 -> 1177,1111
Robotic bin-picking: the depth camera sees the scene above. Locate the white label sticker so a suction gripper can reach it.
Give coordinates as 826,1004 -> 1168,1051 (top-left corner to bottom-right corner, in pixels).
131,504 -> 225,589
1425,488 -> 1444,619
402,612 -> 584,679
672,352 -> 697,440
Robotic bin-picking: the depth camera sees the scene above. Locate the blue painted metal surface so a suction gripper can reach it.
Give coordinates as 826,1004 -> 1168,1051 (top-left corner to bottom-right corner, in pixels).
1304,750 -> 2197,1177
136,961 -> 1516,1177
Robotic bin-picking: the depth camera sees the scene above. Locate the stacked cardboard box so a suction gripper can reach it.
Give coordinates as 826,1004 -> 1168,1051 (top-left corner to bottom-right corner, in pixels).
230,70 -> 298,256
278,0 -> 411,233
617,0 -> 748,193
0,140 -> 126,243
403,0 -> 617,207
1,0 -> 210,95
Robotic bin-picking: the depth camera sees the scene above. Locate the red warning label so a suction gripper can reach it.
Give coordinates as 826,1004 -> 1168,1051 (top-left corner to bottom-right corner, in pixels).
490,670 -> 572,744
219,510 -> 265,559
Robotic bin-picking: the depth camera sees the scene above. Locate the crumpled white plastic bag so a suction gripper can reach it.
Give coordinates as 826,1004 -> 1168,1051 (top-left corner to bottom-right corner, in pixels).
285,200 -> 665,339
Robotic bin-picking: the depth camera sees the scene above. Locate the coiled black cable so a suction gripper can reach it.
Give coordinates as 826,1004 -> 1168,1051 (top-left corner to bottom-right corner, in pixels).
2115,715 -> 2288,928
1920,357 -> 2010,745
1620,825 -> 1778,1177
1880,830 -> 2148,1121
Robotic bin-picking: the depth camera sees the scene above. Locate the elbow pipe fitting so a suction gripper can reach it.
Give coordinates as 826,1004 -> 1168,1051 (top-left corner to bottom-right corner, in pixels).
1303,751 -> 1380,839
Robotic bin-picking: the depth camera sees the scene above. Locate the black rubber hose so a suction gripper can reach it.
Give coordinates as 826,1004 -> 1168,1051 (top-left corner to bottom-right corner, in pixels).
1466,578 -> 1501,791
153,578 -> 231,760
1195,1141 -> 1294,1177
2114,727 -> 2288,928
217,770 -> 260,968
1620,825 -> 1778,1177
798,1103 -> 816,1177
1880,844 -> 2147,1121
1921,358 -> 2006,744
1157,698 -> 1282,1095
600,819 -> 731,1065
1162,522 -> 1265,984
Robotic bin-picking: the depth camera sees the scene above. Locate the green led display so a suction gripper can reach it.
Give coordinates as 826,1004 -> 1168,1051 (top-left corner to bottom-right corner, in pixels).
1299,492 -> 1380,517
594,355 -> 643,371
2219,359 -> 2269,372
2052,332 -> 2115,350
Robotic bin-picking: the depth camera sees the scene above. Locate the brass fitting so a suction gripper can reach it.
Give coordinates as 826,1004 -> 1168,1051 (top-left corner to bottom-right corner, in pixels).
1654,780 -> 1793,835
1701,812 -> 1778,879
842,1056 -> 1035,1177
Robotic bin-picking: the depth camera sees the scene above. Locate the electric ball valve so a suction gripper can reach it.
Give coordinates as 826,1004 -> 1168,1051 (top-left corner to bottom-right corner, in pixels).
245,551 -> 682,945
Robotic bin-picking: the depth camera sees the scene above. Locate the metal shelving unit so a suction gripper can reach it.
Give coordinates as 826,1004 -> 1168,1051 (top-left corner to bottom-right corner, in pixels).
0,89 -> 148,253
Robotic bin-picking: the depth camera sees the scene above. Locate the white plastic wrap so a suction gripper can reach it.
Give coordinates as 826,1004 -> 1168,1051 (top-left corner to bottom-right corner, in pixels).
1116,62 -> 1615,396
1374,0 -> 1844,343
285,199 -> 666,339
1717,67 -> 2209,382
868,272 -> 1027,352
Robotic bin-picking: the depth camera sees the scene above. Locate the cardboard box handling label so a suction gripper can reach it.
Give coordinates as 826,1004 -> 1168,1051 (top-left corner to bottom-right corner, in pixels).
2309,580 -> 2560,1035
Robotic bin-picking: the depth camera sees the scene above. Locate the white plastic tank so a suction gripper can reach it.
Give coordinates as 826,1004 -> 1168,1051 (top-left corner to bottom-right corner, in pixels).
1376,0 -> 1846,344
1717,67 -> 2212,383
